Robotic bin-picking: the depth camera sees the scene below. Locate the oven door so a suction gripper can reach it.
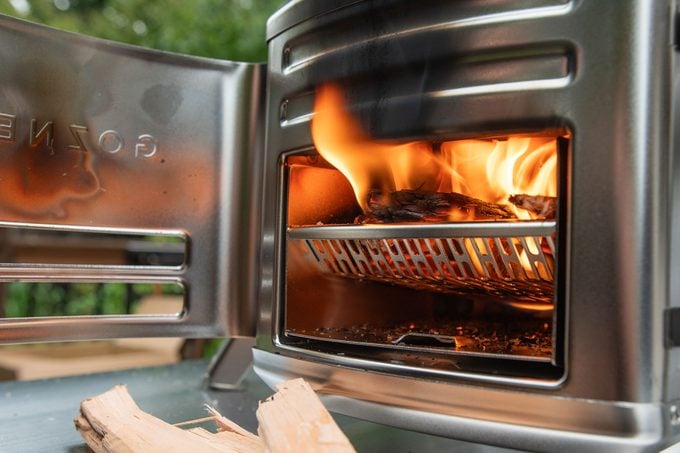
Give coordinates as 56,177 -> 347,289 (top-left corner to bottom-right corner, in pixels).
0,15 -> 264,342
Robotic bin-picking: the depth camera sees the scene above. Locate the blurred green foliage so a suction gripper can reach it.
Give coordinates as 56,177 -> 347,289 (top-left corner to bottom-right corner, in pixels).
3,282 -> 178,317
0,0 -> 286,61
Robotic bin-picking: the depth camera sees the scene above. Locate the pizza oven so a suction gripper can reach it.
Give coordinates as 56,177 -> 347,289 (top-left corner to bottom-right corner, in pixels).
0,0 -> 679,451
253,0 -> 680,450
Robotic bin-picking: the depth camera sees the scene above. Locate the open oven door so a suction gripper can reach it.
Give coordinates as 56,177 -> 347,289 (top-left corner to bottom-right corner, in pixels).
0,15 -> 264,344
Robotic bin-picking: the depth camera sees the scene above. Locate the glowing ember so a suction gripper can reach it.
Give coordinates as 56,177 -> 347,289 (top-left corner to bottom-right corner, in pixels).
311,83 -> 559,222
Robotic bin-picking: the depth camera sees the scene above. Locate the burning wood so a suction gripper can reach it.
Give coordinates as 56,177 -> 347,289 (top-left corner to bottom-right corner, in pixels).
508,194 -> 557,219
309,84 -> 560,225
357,189 -> 515,223
352,189 -> 557,223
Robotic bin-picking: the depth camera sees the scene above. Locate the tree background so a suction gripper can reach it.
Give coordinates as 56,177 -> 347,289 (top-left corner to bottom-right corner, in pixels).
0,0 -> 285,61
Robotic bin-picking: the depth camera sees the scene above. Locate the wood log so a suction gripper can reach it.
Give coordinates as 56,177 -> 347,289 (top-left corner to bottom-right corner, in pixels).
508,194 -> 557,219
75,380 -> 354,453
256,378 -> 356,453
358,189 -> 515,223
74,413 -> 105,452
189,428 -> 265,452
206,405 -> 262,443
75,384 -> 263,453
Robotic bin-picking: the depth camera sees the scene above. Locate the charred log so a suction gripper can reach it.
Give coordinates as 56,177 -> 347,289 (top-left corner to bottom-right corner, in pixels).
357,189 -> 516,223
509,194 -> 557,219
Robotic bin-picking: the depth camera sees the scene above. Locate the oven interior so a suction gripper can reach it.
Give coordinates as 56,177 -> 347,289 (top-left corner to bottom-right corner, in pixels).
277,85 -> 568,381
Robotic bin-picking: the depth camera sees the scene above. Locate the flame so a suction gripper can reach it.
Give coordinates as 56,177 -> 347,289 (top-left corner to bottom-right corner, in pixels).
311,83 -> 440,211
441,138 -> 557,219
311,83 -> 558,220
287,163 -> 359,225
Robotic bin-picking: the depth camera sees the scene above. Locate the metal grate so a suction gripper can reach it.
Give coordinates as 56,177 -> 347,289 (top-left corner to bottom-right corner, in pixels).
288,222 -> 556,303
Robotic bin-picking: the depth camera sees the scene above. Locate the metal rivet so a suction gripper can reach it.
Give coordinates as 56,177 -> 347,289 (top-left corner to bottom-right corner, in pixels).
279,99 -> 288,123
670,405 -> 680,425
282,46 -> 291,68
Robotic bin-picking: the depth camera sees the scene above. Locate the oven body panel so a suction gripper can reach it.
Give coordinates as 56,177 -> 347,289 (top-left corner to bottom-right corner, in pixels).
667,0 -> 680,413
256,0 -> 678,448
254,349 -> 666,452
0,15 -> 265,341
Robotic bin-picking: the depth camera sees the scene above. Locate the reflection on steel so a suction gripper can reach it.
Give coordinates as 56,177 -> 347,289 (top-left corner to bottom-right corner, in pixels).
0,15 -> 264,342
391,333 -> 456,346
291,223 -> 555,303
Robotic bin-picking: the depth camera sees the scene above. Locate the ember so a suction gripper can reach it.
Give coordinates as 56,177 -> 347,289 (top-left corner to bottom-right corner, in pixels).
289,317 -> 552,359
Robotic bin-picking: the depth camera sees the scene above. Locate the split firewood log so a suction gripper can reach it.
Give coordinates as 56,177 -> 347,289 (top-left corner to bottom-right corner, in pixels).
75,384 -> 258,452
257,378 -> 355,453
357,189 -> 515,223
75,379 -> 355,453
508,194 -> 557,219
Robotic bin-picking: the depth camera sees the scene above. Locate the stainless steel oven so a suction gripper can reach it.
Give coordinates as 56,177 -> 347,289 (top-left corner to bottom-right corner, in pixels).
1,1 -> 679,451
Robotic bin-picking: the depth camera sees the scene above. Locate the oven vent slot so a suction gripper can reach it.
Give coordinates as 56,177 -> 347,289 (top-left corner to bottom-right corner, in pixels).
288,222 -> 555,303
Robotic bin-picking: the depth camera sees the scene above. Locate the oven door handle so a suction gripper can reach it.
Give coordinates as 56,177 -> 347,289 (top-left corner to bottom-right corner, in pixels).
0,15 -> 264,343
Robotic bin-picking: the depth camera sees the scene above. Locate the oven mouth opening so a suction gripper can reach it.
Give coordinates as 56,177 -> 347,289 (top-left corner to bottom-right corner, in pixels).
285,221 -> 556,363
278,115 -> 567,380
281,223 -> 562,379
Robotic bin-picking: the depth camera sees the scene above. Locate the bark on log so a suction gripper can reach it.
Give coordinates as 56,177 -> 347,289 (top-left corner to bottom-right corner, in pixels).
508,194 -> 557,219
358,189 -> 515,223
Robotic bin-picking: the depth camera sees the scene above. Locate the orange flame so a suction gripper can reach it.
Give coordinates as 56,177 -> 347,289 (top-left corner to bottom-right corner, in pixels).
311,84 -> 440,211
441,138 -> 557,219
311,83 -> 558,220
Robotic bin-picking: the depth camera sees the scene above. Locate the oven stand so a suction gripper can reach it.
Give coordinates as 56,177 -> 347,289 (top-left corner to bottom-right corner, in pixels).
207,337 -> 256,390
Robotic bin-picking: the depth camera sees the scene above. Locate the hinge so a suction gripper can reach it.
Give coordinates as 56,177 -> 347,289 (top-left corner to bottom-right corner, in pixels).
665,307 -> 680,347
674,2 -> 680,48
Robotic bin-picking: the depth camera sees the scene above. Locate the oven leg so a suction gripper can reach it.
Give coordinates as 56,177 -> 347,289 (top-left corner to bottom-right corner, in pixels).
206,337 -> 256,390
